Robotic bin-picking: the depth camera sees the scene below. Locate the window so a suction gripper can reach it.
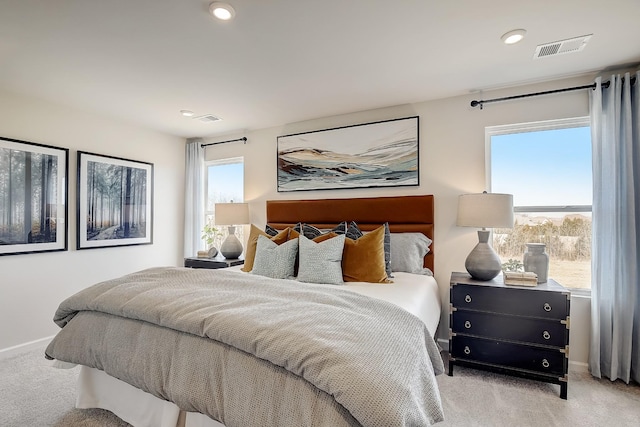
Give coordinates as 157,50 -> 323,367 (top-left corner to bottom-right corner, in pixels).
487,118 -> 592,291
205,157 -> 244,250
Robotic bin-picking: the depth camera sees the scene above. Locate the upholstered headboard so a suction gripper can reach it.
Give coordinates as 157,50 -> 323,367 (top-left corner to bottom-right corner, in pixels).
266,195 -> 434,273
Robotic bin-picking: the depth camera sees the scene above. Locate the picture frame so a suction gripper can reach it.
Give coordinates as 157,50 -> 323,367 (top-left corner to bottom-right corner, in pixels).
277,116 -> 419,192
0,136 -> 69,256
77,151 -> 153,250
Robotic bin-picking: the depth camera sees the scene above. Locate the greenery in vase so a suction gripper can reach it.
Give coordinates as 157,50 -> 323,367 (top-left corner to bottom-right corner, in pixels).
201,224 -> 223,249
502,258 -> 524,272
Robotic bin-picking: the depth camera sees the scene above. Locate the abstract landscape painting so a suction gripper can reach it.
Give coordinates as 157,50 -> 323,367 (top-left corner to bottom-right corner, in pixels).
0,137 -> 68,255
77,152 -> 153,249
277,116 -> 419,192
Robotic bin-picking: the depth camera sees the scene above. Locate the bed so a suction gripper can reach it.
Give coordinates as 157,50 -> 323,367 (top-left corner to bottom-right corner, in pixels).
46,195 -> 443,427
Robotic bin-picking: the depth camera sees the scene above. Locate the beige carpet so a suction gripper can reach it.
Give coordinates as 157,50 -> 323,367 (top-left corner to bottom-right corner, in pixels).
437,362 -> 640,426
1,347 -> 639,426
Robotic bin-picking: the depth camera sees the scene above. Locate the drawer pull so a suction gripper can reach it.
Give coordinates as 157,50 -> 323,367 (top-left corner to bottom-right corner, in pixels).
543,303 -> 552,312
464,320 -> 472,329
464,294 -> 472,303
464,346 -> 471,355
543,330 -> 551,340
542,359 -> 550,368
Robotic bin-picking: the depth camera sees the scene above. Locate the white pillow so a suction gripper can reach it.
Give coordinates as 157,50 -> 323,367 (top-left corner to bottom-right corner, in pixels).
251,235 -> 298,279
297,234 -> 346,285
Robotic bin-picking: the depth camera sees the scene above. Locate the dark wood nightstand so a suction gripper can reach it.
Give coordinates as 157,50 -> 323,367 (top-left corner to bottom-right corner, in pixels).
448,272 -> 570,399
184,256 -> 244,269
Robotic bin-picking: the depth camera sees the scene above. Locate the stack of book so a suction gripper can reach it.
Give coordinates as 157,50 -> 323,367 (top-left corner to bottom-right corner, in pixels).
504,271 -> 538,286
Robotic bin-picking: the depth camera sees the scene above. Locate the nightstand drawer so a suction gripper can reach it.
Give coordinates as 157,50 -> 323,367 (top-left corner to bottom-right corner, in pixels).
451,310 -> 568,347
451,284 -> 568,320
451,336 -> 566,376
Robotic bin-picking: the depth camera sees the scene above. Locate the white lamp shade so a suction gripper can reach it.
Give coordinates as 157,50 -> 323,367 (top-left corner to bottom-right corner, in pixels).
214,203 -> 250,225
457,193 -> 514,229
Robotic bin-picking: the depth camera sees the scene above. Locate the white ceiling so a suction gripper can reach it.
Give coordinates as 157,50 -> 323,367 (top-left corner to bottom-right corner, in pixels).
2,0 -> 639,139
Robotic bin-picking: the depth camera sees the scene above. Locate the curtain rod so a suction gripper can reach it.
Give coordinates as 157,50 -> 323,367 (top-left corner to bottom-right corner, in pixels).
470,83 -> 599,109
469,76 -> 636,109
201,137 -> 247,148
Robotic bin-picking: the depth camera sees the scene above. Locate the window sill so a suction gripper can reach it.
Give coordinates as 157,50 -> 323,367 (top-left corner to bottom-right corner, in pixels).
568,288 -> 591,298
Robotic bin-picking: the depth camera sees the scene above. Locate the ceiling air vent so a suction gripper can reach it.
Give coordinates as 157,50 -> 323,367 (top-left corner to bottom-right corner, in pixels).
533,34 -> 592,59
194,114 -> 222,123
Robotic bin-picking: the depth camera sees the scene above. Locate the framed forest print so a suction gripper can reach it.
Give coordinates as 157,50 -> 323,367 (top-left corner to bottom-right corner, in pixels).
0,136 -> 69,256
77,151 -> 153,249
277,116 -> 419,192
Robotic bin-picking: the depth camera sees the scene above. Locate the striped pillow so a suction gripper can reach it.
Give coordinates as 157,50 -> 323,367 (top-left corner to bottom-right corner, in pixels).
266,222 -> 347,240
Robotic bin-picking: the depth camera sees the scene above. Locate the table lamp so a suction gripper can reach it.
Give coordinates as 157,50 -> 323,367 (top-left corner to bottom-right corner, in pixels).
214,202 -> 250,259
457,192 -> 514,281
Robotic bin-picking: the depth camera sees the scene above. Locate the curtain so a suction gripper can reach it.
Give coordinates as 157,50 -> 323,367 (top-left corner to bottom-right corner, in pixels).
184,139 -> 205,257
589,71 -> 640,383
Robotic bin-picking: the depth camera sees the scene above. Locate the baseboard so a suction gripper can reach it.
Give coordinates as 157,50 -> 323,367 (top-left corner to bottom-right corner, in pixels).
569,360 -> 589,373
0,335 -> 54,361
437,338 -> 449,350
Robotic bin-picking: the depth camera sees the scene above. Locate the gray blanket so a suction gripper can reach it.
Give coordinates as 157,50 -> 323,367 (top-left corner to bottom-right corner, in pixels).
46,267 -> 444,426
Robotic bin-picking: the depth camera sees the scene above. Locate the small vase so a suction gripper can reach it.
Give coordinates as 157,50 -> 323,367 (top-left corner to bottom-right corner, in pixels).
523,243 -> 549,284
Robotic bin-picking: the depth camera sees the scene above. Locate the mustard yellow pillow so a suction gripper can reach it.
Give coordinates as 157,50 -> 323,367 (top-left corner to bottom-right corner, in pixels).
342,225 -> 390,283
242,224 -> 289,272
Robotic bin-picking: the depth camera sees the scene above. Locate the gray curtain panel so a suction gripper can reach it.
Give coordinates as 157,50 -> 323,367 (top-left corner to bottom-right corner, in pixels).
589,71 -> 640,383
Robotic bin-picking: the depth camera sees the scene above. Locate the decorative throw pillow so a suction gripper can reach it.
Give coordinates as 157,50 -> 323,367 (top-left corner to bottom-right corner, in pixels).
346,221 -> 364,240
390,232 -> 433,275
348,221 -> 392,278
292,222 -> 347,240
251,235 -> 299,279
264,224 -> 283,236
242,224 -> 290,272
297,234 -> 346,285
342,225 -> 390,283
266,222 -> 346,238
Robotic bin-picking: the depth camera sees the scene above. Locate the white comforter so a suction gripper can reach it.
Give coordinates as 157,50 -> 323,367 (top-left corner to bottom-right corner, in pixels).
50,267 -> 443,427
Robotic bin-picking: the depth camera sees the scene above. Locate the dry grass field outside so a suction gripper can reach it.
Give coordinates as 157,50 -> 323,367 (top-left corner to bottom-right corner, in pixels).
499,257 -> 591,290
548,259 -> 591,290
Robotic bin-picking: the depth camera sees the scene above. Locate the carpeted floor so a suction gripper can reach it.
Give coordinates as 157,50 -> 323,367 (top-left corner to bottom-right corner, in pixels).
1,346 -> 639,426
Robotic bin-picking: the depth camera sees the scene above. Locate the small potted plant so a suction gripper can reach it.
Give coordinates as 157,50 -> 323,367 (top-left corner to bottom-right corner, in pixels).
201,223 -> 222,258
502,258 -> 524,272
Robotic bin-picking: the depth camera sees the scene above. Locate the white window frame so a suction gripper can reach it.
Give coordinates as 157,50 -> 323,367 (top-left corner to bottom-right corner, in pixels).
204,157 -> 245,249
204,156 -> 245,216
485,117 -> 592,294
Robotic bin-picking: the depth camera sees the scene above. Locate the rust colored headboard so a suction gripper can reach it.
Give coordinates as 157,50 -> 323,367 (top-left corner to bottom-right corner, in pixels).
266,195 -> 434,273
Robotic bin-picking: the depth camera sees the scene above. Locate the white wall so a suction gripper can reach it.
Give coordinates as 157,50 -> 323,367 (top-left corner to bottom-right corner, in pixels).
205,75 -> 593,365
0,90 -> 185,352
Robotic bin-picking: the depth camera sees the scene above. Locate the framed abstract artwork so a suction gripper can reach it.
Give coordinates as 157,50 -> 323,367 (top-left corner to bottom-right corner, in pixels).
277,116 -> 419,192
0,136 -> 69,256
77,151 -> 153,249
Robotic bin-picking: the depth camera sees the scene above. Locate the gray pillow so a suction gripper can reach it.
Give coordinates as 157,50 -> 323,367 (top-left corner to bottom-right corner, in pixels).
251,235 -> 298,279
297,234 -> 346,285
390,233 -> 433,275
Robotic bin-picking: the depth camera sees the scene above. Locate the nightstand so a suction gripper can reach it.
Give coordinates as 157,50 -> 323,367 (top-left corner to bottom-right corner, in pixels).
448,272 -> 570,399
184,256 -> 244,269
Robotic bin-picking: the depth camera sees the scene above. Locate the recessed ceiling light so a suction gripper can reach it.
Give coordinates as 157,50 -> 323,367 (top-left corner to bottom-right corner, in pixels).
180,110 -> 194,117
501,29 -> 526,45
209,2 -> 235,21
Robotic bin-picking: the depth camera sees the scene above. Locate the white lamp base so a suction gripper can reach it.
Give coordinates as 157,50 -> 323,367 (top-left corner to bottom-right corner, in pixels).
220,226 -> 243,259
465,230 -> 502,281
